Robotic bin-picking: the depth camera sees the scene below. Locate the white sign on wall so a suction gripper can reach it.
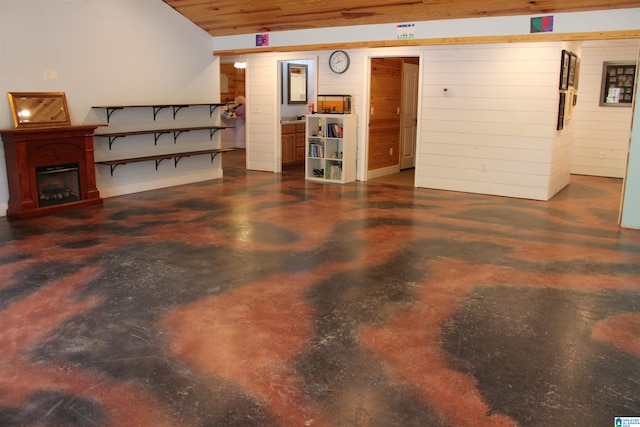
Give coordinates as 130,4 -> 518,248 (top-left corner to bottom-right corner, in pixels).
396,23 -> 415,39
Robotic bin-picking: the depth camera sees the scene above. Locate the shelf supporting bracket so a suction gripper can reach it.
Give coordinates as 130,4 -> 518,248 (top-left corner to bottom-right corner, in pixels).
209,152 -> 222,163
209,104 -> 222,117
105,107 -> 123,123
107,136 -> 122,150
95,135 -> 122,150
209,128 -> 222,140
153,131 -> 170,145
152,106 -> 170,121
108,164 -> 120,177
155,158 -> 168,170
172,105 -> 188,119
173,130 -> 189,144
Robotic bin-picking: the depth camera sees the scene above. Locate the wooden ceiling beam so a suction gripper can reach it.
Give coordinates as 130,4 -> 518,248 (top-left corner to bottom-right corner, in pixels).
212,30 -> 640,57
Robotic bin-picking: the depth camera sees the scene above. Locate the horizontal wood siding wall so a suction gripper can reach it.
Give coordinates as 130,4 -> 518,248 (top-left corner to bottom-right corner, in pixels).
246,54 -> 278,172
243,41 -> 637,199
547,41 -> 581,199
571,39 -> 639,178
417,43 -> 561,200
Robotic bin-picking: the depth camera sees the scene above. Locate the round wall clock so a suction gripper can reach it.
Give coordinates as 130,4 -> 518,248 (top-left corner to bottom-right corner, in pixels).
329,50 -> 350,74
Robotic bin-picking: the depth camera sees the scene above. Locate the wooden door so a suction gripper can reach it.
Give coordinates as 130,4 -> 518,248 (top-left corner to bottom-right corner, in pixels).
400,62 -> 419,170
368,58 -> 402,171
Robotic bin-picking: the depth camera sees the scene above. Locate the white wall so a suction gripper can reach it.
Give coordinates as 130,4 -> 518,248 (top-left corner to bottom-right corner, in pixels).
245,53 -> 279,171
244,42 -> 571,200
220,8 -> 640,214
281,59 -> 316,119
0,0 -> 220,212
214,9 -> 640,52
621,90 -> 640,229
548,41 -> 582,199
243,39 -> 637,201
417,43 -> 567,200
571,39 -> 640,178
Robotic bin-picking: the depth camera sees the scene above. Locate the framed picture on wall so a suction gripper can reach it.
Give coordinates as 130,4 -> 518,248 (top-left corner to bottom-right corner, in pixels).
559,50 -> 570,90
600,61 -> 636,107
557,92 -> 566,130
572,56 -> 581,90
566,88 -> 575,121
568,53 -> 578,88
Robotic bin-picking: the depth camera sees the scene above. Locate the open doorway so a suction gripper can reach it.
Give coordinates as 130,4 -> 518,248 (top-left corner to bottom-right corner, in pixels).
367,57 -> 420,186
277,57 -> 317,175
219,57 -> 247,170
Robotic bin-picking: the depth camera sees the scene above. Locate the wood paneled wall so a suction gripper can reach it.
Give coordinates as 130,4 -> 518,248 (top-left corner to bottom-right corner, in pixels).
220,64 -> 245,104
369,58 -> 402,171
163,0 -> 639,37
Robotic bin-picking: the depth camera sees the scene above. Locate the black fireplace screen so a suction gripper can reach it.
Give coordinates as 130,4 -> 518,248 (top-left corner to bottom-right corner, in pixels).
36,163 -> 81,207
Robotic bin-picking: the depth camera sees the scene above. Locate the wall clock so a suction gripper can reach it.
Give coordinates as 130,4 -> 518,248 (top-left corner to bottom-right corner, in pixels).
329,50 -> 350,74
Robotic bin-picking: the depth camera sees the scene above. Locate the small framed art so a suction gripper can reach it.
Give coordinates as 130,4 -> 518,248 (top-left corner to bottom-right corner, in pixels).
600,62 -> 636,107
559,50 -> 570,90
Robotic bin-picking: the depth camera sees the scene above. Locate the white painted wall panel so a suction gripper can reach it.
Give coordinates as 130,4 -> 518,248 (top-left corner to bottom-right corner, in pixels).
422,142 -> 551,163
245,55 -> 278,171
417,174 -> 549,200
238,37 -> 637,203
214,9 -> 640,51
416,42 -> 563,200
421,119 -> 555,139
421,132 -> 552,150
570,39 -> 639,178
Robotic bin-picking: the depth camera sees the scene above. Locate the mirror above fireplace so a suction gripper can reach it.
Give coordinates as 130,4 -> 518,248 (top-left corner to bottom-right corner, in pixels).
7,92 -> 71,128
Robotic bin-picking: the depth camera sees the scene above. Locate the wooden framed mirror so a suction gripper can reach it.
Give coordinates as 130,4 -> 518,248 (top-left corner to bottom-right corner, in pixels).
287,64 -> 307,104
7,92 -> 71,128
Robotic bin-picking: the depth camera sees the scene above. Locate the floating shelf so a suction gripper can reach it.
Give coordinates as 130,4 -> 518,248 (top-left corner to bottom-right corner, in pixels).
96,148 -> 236,176
92,103 -> 227,123
95,125 -> 232,149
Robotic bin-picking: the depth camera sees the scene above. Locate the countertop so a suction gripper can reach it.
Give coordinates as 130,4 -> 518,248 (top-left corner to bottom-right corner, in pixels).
281,117 -> 306,125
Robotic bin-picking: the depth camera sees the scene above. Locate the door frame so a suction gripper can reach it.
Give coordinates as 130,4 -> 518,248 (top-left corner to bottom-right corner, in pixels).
361,50 -> 424,182
275,56 -> 318,173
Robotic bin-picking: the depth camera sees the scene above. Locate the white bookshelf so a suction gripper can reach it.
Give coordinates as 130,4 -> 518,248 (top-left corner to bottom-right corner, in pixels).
305,114 -> 356,184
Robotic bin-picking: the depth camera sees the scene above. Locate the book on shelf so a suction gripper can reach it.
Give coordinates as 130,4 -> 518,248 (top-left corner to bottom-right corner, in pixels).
309,143 -> 324,158
326,162 -> 342,180
325,123 -> 343,138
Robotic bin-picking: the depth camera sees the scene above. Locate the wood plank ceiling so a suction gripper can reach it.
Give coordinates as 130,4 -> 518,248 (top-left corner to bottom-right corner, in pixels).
162,0 -> 639,37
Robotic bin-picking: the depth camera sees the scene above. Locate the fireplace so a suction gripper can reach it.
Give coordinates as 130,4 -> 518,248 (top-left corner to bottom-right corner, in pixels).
1,125 -> 103,218
36,163 -> 81,207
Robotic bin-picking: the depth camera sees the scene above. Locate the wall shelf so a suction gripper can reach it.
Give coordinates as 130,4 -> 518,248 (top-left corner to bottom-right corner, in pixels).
94,102 -> 234,178
92,103 -> 227,123
95,125 -> 232,149
96,148 -> 235,176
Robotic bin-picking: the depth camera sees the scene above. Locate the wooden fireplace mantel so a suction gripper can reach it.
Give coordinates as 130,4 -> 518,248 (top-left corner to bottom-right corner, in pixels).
1,125 -> 103,218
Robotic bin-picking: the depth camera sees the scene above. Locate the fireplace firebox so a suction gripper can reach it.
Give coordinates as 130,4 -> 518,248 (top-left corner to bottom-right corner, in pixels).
1,125 -> 103,218
36,163 -> 81,207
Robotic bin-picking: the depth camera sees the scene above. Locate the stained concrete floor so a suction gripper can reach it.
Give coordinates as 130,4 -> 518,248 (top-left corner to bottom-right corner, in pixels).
0,155 -> 639,426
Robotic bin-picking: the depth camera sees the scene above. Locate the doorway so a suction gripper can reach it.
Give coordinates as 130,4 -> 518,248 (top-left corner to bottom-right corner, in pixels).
367,56 -> 420,186
220,58 -> 246,152
219,57 -> 247,171
277,57 -> 317,174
